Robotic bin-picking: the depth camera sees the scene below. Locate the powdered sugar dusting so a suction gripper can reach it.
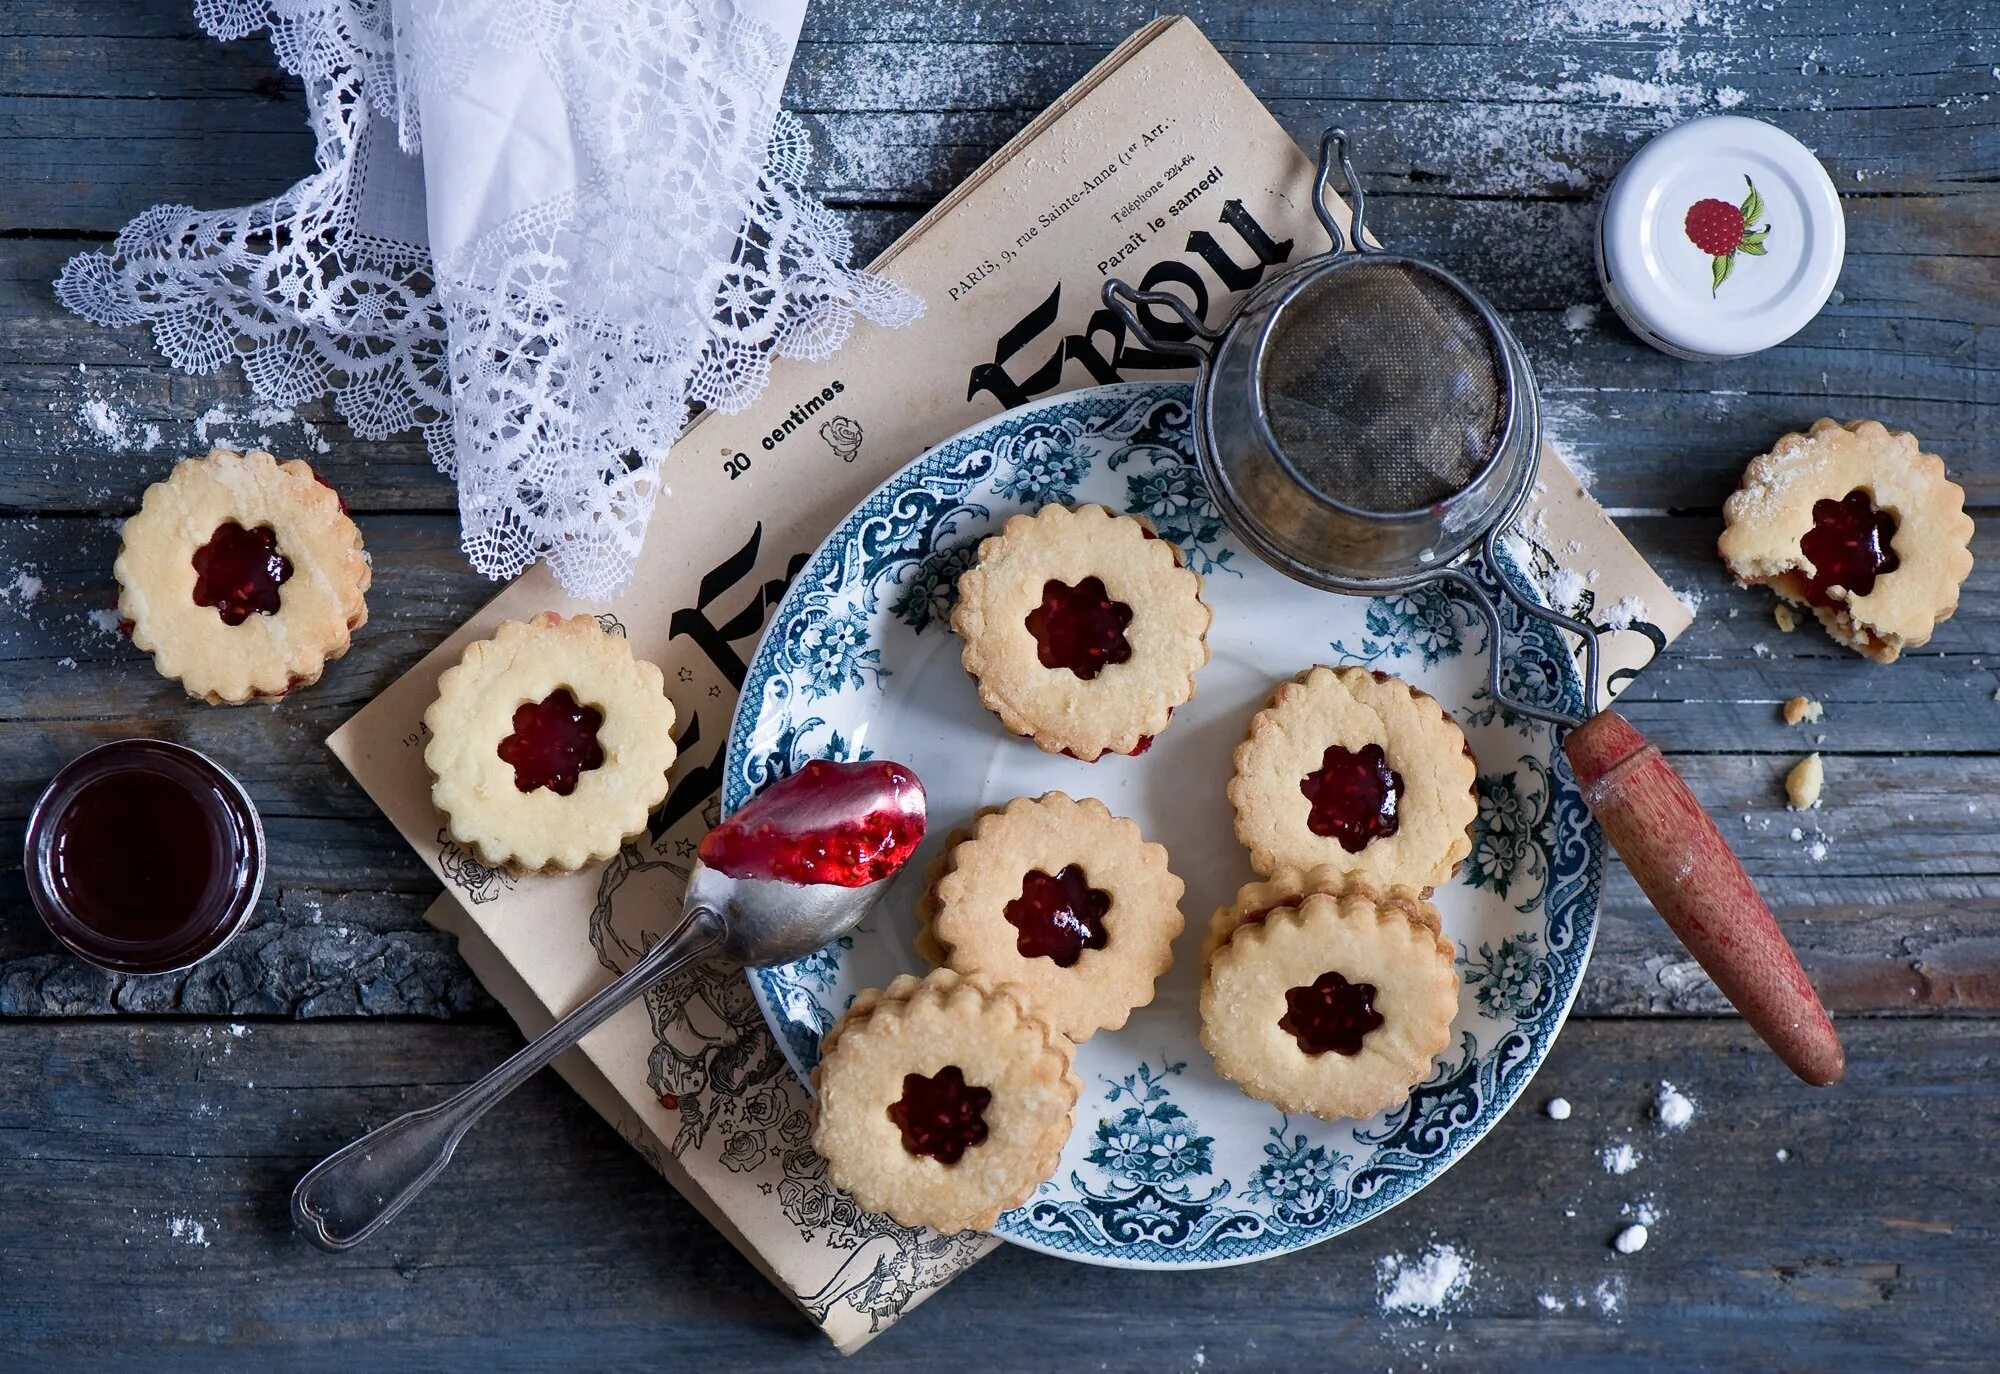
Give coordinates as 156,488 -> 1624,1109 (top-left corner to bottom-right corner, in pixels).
167,1215 -> 212,1248
1601,1142 -> 1641,1175
1377,1243 -> 1475,1315
1655,1080 -> 1697,1130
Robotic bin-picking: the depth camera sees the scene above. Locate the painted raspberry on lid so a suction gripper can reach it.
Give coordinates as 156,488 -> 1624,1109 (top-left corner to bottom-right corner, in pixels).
1685,175 -> 1771,296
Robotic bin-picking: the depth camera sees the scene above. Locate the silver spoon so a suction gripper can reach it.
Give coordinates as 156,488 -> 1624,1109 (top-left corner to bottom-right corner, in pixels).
292,765 -> 924,1252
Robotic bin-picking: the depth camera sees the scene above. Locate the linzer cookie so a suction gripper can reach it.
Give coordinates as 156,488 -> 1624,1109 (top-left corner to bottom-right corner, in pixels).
952,504 -> 1211,760
115,448 -> 369,704
812,969 -> 1081,1234
1202,865 -> 1441,965
922,792 -> 1184,1041
423,613 -> 677,873
1719,419 -> 1974,663
1200,886 -> 1458,1122
1228,666 -> 1478,891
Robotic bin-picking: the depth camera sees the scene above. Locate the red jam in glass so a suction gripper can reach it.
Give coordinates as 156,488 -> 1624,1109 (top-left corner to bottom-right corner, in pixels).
191,521 -> 291,625
1004,864 -> 1112,967
699,759 -> 927,887
1025,576 -> 1133,680
1797,489 -> 1899,605
1301,743 -> 1403,853
497,689 -> 605,795
25,740 -> 263,974
1280,970 -> 1385,1056
887,1066 -> 991,1164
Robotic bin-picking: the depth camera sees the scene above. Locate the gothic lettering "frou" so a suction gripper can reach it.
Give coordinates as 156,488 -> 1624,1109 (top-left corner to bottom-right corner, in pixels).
966,198 -> 1294,410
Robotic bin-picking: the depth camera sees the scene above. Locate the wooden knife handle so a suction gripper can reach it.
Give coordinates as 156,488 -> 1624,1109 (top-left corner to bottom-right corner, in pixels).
1563,710 -> 1844,1086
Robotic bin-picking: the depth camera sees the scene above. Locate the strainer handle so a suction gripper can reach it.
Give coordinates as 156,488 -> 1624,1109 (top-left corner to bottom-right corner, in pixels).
1313,128 -> 1371,256
1563,713 -> 1845,1087
1099,280 -> 1219,362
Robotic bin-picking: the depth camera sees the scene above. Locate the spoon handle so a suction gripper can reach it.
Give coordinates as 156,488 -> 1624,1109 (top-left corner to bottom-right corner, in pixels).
291,904 -> 727,1251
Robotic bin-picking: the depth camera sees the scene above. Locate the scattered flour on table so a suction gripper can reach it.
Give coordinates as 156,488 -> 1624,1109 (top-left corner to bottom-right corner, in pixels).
4,571 -> 43,606
1563,303 -> 1598,333
1655,1081 -> 1697,1130
1377,1243 -> 1475,1315
167,1216 -> 212,1248
1601,1142 -> 1640,1175
86,608 -> 123,639
1672,583 -> 1704,618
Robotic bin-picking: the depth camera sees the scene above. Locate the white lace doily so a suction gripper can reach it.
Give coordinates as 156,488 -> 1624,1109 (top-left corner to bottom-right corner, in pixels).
57,0 -> 920,598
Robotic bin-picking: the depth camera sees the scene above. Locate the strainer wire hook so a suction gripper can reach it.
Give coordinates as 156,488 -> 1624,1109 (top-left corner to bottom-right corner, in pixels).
1314,129 -> 1371,256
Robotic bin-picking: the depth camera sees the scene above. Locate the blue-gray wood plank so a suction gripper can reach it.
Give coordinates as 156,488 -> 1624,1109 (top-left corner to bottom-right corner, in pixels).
0,2 -> 1993,1367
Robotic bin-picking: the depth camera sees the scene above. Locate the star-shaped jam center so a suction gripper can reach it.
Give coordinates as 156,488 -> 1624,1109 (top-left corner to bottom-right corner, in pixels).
1024,576 -> 1133,681
1280,970 -> 1386,1056
1300,742 -> 1404,852
496,689 -> 606,795
1797,489 -> 1900,605
191,521 -> 291,625
887,1065 -> 992,1165
1004,864 -> 1112,967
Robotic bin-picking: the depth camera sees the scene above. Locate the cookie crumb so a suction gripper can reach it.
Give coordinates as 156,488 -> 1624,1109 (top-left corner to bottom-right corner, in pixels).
1613,1223 -> 1649,1254
1773,603 -> 1797,632
1781,695 -> 1823,726
1655,1081 -> 1697,1131
1785,753 -> 1824,810
1545,1096 -> 1572,1121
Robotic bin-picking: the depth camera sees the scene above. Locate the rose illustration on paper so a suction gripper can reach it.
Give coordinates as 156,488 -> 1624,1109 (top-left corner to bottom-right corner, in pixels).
820,415 -> 864,462
1686,175 -> 1770,296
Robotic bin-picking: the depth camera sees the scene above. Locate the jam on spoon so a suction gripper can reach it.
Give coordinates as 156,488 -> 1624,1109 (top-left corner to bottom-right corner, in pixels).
1796,489 -> 1900,605
699,758 -> 927,888
1280,969 -> 1386,1056
191,521 -> 292,624
1300,742 -> 1404,852
887,1066 -> 992,1164
1024,576 -> 1133,680
496,689 -> 606,795
1004,864 -> 1112,967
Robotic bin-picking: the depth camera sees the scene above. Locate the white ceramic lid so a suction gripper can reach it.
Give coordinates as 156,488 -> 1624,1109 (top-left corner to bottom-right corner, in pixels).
1598,115 -> 1844,360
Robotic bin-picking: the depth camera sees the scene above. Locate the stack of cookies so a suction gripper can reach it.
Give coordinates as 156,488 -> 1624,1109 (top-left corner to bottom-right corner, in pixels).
812,505 -> 1482,1234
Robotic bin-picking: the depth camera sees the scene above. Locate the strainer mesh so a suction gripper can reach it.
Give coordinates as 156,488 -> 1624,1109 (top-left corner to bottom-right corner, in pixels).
1259,259 -> 1504,513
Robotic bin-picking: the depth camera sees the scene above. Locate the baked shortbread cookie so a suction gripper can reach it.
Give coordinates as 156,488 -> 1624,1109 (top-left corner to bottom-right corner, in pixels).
424,613 -> 677,873
1202,864 -> 1442,966
114,448 -> 369,704
1719,418 -> 1974,663
813,969 -> 1082,1234
1229,666 -> 1478,891
921,792 -> 1184,1041
952,504 -> 1211,760
1200,887 -> 1458,1122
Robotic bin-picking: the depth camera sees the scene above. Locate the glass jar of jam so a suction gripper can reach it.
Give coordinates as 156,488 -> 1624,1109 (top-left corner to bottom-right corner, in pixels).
24,739 -> 265,974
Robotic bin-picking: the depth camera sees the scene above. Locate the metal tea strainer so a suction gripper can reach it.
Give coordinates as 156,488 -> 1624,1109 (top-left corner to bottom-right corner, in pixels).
1104,130 -> 1844,1086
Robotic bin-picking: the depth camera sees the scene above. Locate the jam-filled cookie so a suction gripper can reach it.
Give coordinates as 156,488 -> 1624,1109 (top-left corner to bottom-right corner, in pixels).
423,613 -> 677,873
920,792 -> 1184,1041
813,969 -> 1082,1233
1228,666 -> 1478,891
1719,419 -> 1974,663
952,504 -> 1211,761
114,448 -> 369,704
1200,886 -> 1458,1122
1201,864 -> 1441,966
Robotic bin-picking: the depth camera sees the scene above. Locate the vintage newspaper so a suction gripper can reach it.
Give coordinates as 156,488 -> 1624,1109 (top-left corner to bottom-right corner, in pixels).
329,15 -> 1690,1352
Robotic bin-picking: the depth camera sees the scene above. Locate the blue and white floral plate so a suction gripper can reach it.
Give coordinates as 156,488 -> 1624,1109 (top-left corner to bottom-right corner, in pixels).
728,382 -> 1602,1269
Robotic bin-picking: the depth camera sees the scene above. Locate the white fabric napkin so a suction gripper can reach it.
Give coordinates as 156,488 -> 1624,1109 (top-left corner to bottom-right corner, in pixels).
59,0 -> 919,597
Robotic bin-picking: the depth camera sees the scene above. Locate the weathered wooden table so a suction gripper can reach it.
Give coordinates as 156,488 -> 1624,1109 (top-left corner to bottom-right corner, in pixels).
3,2 -> 1994,1368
